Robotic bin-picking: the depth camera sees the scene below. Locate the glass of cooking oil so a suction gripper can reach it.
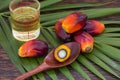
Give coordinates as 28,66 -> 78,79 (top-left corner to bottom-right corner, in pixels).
9,0 -> 40,41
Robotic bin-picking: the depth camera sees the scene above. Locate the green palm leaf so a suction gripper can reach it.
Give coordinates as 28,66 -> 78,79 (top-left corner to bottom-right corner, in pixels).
102,21 -> 120,25
77,55 -> 106,80
81,8 -> 120,19
95,37 -> 120,47
40,8 -> 120,23
40,0 -> 62,9
101,33 -> 120,37
0,26 -> 25,73
105,27 -> 120,33
71,61 -> 91,80
0,16 -> 25,73
46,70 -> 58,80
92,49 -> 120,71
59,67 -> 75,80
41,2 -> 111,11
0,0 -> 11,11
84,53 -> 120,78
95,42 -> 120,61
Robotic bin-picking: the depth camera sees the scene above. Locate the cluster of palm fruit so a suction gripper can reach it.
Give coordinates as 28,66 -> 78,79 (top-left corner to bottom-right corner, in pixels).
55,12 -> 105,54
18,12 -> 105,63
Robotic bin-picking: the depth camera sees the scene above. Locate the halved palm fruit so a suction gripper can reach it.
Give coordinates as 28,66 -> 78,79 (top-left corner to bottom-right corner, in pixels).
54,45 -> 71,62
54,42 -> 80,62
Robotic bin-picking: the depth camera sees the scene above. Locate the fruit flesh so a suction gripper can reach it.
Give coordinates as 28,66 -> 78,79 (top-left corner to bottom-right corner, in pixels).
54,45 -> 71,62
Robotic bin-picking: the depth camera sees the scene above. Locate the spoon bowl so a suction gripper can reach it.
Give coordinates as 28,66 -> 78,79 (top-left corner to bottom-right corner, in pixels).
45,42 -> 80,67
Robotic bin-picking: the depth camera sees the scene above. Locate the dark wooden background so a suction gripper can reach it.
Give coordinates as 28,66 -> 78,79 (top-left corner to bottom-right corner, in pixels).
0,0 -> 120,80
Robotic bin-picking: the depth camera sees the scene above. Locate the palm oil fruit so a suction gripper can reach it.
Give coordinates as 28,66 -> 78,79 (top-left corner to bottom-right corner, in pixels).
74,31 -> 94,53
54,45 -> 71,62
54,42 -> 80,62
55,20 -> 71,41
83,20 -> 105,36
62,12 -> 87,33
19,40 -> 48,57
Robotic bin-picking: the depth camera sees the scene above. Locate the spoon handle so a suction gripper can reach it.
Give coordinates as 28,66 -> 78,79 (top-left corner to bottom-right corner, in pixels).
13,62 -> 50,80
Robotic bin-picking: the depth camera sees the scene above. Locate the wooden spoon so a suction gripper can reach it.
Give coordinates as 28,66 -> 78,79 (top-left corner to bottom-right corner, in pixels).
14,42 -> 80,80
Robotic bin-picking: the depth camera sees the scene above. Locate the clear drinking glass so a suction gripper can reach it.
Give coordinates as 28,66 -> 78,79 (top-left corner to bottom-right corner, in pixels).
9,0 -> 40,41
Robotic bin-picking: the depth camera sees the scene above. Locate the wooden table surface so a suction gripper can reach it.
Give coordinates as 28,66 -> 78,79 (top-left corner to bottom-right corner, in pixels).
0,0 -> 120,80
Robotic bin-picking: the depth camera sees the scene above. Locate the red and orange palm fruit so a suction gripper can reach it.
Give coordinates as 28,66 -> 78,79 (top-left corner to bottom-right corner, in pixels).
83,20 -> 105,36
74,31 -> 94,53
55,20 -> 71,42
62,12 -> 87,33
19,40 -> 48,57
